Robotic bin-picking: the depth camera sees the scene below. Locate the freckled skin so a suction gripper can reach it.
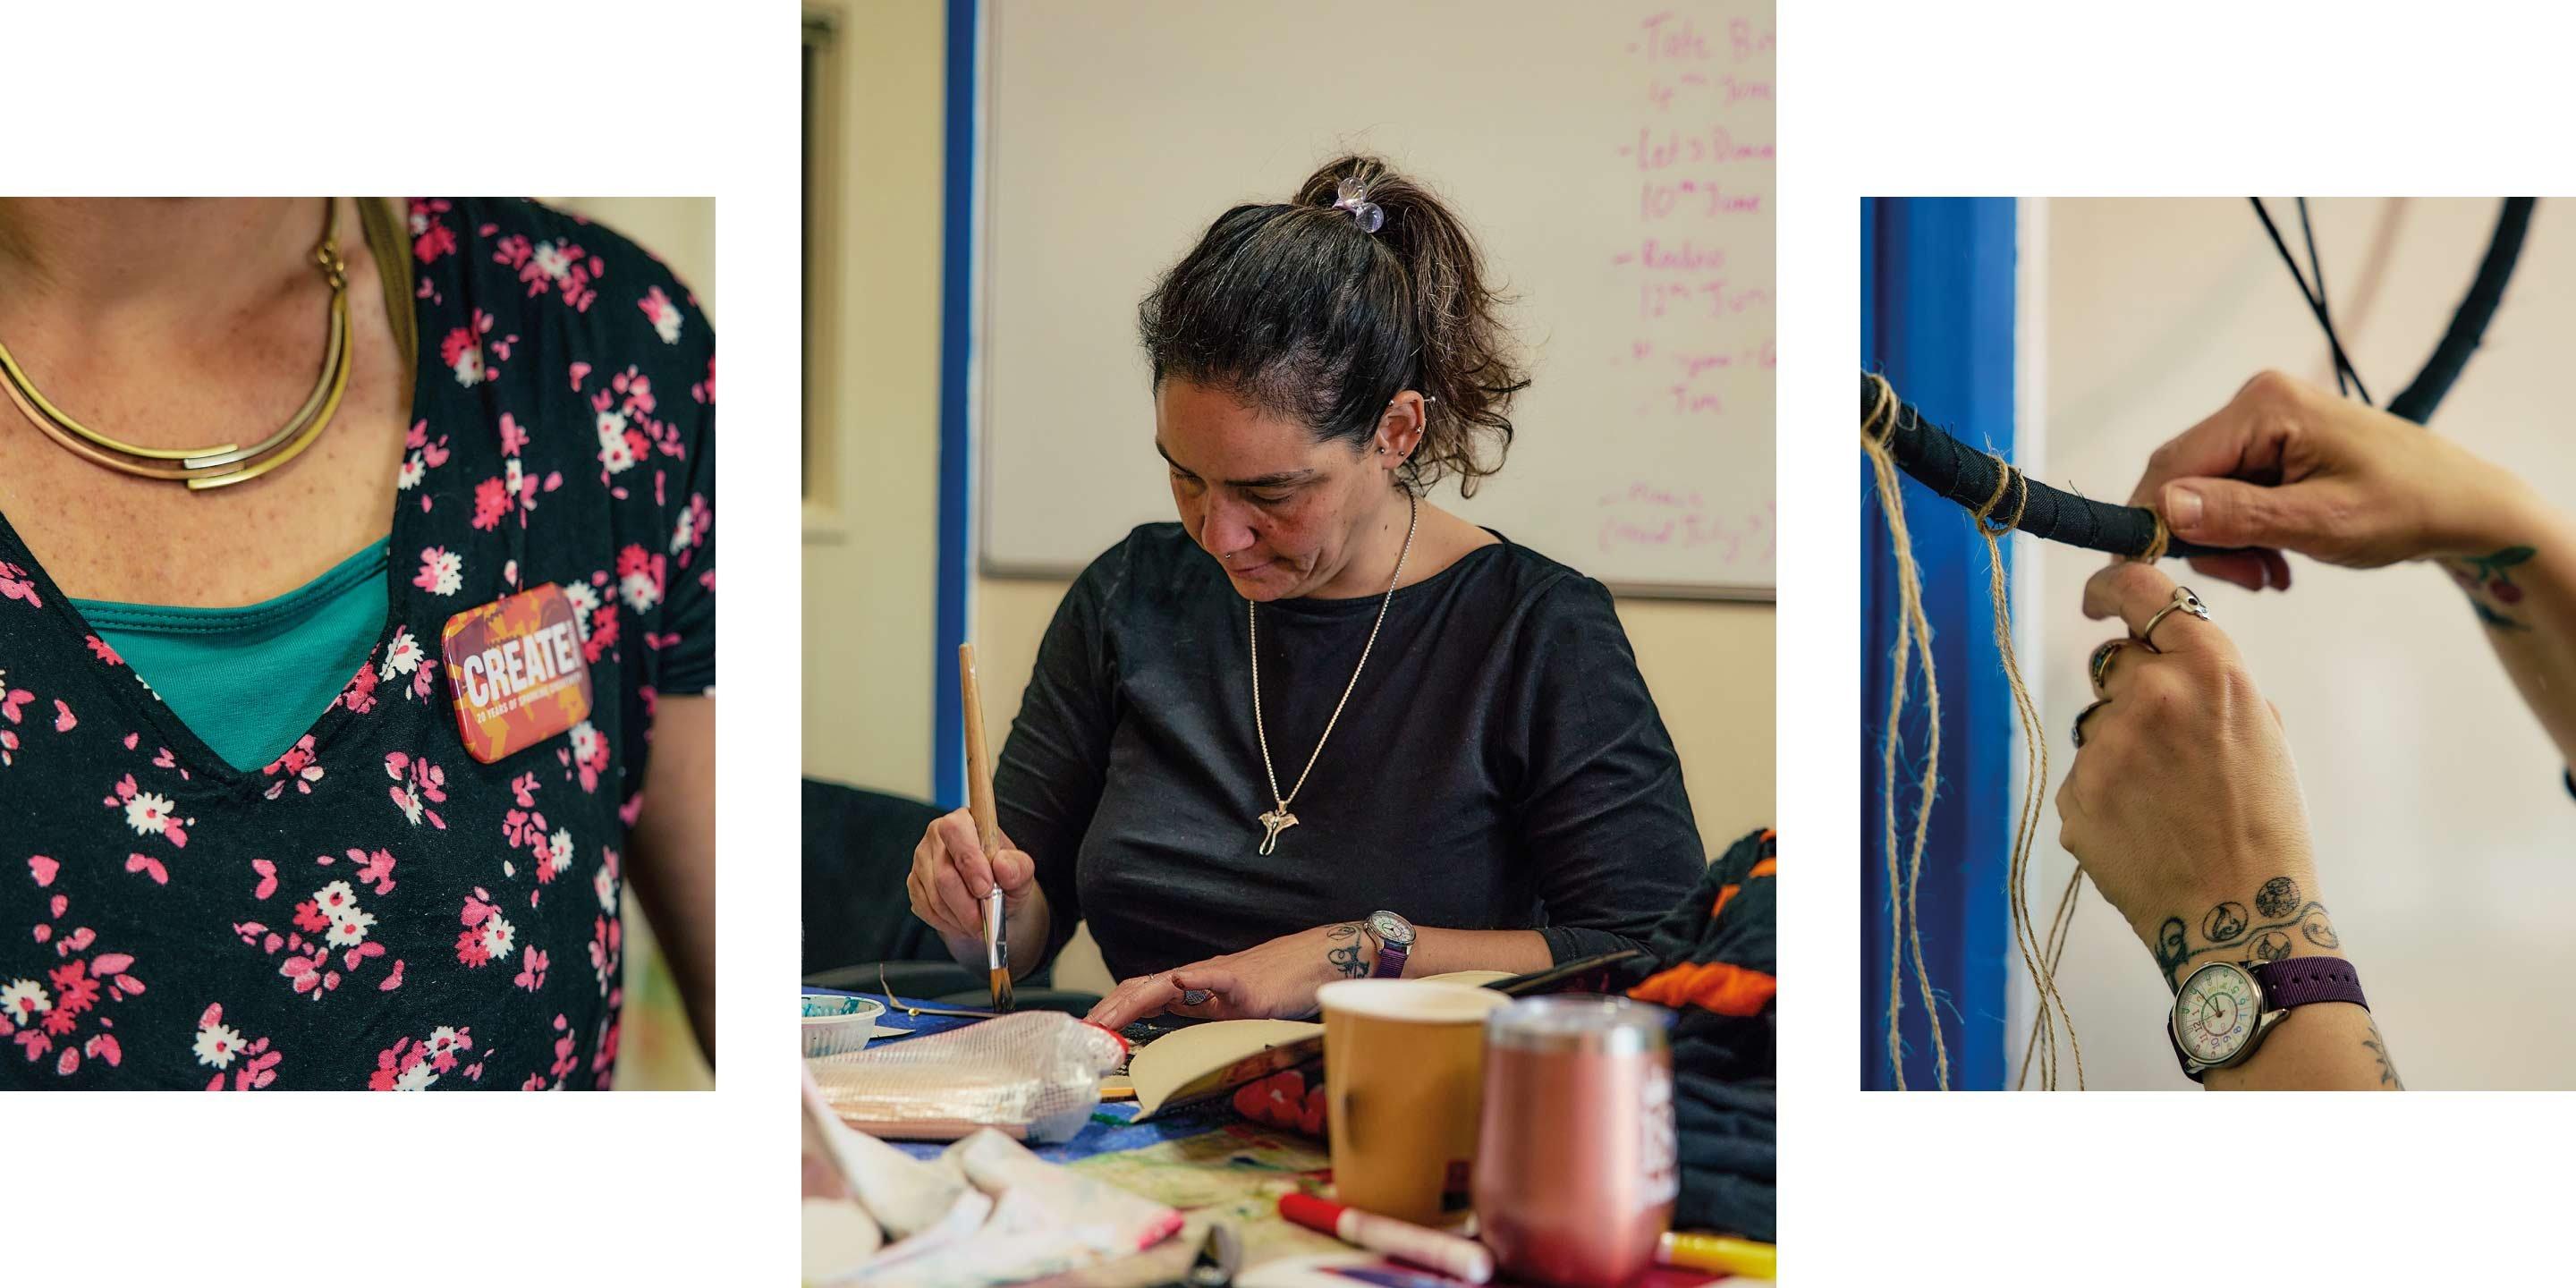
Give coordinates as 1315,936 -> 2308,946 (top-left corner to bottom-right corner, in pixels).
0,199 -> 411,606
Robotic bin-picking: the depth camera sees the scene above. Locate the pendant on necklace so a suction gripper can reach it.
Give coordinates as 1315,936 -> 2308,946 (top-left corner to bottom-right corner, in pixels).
1257,809 -> 1300,856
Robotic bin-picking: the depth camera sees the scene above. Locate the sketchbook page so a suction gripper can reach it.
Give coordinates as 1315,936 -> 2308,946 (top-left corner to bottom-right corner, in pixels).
1130,1019 -> 1326,1120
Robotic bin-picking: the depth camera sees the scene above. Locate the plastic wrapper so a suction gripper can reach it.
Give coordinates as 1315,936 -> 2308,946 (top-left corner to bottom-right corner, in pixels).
809,1011 -> 1128,1143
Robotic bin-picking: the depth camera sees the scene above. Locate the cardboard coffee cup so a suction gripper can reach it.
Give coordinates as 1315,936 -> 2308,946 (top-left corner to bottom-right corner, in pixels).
1317,979 -> 1513,1225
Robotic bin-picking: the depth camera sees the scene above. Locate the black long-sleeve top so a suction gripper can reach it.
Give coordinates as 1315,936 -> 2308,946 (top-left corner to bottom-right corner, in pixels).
994,522 -> 1702,983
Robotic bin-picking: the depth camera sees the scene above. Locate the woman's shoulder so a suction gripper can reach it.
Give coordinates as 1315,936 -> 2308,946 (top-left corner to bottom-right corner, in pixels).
1457,531 -> 1618,621
1071,522 -> 1208,599
407,198 -> 712,364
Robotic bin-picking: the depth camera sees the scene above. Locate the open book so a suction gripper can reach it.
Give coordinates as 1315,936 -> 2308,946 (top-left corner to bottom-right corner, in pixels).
1123,970 -> 1519,1120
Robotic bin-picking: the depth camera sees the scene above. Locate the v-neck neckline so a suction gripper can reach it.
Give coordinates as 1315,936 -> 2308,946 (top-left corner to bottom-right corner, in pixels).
0,219 -> 430,798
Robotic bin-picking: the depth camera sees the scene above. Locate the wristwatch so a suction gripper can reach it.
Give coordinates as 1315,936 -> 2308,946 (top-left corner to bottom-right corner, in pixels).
1365,911 -> 1415,979
2167,956 -> 2368,1081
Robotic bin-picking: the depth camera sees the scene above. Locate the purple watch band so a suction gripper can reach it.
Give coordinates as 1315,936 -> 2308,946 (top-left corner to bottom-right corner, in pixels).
1373,941 -> 1408,979
2252,957 -> 2368,1011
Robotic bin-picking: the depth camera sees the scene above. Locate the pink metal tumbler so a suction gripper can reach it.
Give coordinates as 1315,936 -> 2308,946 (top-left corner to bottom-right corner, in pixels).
1473,996 -> 1677,1288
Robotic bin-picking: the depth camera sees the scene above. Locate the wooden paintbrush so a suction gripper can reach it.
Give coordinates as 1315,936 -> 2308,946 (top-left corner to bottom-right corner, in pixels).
959,642 -> 1013,1013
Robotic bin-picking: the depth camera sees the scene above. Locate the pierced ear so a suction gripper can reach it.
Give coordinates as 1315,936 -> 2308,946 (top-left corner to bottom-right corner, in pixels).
1376,391 -> 1428,464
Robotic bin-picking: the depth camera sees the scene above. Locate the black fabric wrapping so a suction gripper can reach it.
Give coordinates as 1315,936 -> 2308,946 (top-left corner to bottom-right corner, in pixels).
1640,828 -> 1776,1241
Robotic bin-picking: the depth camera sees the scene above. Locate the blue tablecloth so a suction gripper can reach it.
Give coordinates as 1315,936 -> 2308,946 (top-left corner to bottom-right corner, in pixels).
804,986 -> 1235,1162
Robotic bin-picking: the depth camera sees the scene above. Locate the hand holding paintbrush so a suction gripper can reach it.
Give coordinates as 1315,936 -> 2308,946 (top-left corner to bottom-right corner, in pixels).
959,643 -> 1014,1013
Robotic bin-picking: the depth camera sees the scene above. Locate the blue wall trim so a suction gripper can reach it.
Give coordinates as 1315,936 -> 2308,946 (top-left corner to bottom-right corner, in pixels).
932,0 -> 979,810
1860,198 -> 2016,1090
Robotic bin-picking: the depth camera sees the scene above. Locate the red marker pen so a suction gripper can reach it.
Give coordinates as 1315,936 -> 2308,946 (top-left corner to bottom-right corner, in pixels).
1277,1193 -> 1495,1284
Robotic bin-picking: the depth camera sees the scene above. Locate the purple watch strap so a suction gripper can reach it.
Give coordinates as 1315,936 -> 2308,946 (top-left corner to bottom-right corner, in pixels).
1374,941 -> 1408,979
2251,957 -> 2367,1011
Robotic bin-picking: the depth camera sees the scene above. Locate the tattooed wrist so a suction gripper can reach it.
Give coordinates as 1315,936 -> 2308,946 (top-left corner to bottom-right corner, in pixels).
2148,874 -> 2342,991
1325,921 -> 1370,979
2362,1020 -> 2404,1089
2442,545 -> 2538,631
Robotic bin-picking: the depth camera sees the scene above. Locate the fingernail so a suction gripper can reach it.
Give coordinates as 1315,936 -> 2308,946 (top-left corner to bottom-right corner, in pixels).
2165,485 -> 2203,532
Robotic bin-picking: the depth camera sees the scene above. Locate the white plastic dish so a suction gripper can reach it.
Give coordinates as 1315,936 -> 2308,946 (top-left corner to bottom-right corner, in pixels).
801,994 -> 886,1059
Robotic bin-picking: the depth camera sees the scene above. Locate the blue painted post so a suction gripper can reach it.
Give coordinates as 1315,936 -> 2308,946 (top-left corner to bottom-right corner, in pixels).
932,0 -> 979,810
1860,198 -> 2016,1090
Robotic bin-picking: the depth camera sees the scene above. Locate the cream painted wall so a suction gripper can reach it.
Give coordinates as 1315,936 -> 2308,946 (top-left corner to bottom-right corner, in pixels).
2036,198 -> 2576,1089
800,1 -> 946,801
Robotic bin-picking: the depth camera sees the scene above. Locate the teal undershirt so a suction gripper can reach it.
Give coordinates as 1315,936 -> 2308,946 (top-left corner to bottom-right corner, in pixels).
72,538 -> 392,773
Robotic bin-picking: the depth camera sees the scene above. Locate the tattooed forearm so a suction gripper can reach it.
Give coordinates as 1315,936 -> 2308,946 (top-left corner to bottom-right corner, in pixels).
2445,546 -> 2538,631
2362,1021 -> 2403,1089
1325,921 -> 1369,979
2152,876 -> 2339,988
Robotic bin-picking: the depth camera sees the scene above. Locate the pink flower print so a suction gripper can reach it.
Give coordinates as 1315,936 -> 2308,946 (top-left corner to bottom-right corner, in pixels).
594,846 -> 621,913
278,946 -> 341,999
691,353 -> 715,405
28,856 -> 58,886
250,858 -> 278,901
124,854 -> 169,885
673,492 -> 712,565
454,890 -> 510,968
589,912 -> 622,993
335,658 -> 380,716
470,476 -> 511,530
440,326 -> 489,386
640,285 -> 684,343
497,234 -> 601,310
611,366 -> 657,417
414,546 -> 464,597
0,559 -> 41,608
386,750 -> 448,829
424,1024 -> 473,1072
564,719 -> 608,793
410,658 -> 439,703
0,678 -> 30,724
368,1036 -> 439,1091
510,771 -> 540,809
50,699 -> 72,733
196,1004 -> 282,1090
84,634 -> 123,666
410,199 -> 457,264
351,847 -> 397,896
1,729 -> 17,768
513,945 -> 548,993
261,733 -> 326,800
290,897 -> 333,936
0,979 -> 49,1030
616,543 -> 665,613
500,412 -> 531,456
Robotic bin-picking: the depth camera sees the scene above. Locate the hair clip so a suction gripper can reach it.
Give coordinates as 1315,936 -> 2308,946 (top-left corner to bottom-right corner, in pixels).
1331,177 -> 1384,233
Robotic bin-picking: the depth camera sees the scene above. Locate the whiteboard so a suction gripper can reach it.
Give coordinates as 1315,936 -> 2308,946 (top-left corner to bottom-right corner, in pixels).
977,0 -> 1775,598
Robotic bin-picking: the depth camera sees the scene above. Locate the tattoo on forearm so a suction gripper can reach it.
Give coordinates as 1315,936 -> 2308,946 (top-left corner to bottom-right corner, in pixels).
2362,1021 -> 2403,1089
1326,921 -> 1368,979
2445,546 -> 2538,631
2153,875 -> 2339,988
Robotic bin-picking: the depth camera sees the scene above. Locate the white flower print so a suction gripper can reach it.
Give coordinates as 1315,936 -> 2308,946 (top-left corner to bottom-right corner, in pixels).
416,547 -> 464,597
569,721 -> 602,767
396,453 -> 427,490
193,1022 -> 245,1069
393,1060 -> 438,1092
1,979 -> 50,1025
532,241 -> 574,282
672,506 -> 699,555
479,912 -> 516,962
641,287 -> 684,343
593,862 -> 617,914
426,1026 -> 467,1061
449,345 -> 485,386
619,565 -> 661,614
123,791 -> 175,837
597,410 -> 638,474
563,581 -> 600,640
380,627 -> 425,681
393,787 -> 425,826
324,905 -> 377,948
314,880 -> 362,922
545,828 -> 575,879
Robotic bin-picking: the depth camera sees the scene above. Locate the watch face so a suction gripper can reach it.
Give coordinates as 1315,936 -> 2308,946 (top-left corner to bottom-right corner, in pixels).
1368,911 -> 1414,947
2173,962 -> 2261,1065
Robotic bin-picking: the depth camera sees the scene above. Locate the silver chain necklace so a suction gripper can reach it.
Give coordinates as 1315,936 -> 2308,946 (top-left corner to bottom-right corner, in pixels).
1249,490 -> 1419,856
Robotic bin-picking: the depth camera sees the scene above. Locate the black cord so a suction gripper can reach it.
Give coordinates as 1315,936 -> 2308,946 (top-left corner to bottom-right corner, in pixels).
1861,193 -> 2536,560
2294,198 -> 2348,398
2250,197 -> 2371,404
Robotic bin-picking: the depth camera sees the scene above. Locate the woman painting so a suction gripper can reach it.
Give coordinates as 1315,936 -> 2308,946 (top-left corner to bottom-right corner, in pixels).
906,157 -> 1702,1030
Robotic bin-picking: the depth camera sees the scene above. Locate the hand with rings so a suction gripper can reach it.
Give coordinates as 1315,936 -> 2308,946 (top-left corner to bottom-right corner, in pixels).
1082,921 -> 1375,1030
2058,561 -> 2320,966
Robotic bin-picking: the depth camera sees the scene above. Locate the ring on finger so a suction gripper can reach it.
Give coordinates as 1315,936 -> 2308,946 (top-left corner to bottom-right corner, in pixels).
2072,698 -> 2112,748
2139,585 -> 2210,651
2088,639 -> 2131,694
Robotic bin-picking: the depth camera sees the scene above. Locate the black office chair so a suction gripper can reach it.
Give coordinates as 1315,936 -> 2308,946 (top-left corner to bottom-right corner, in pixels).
800,776 -> 1099,1014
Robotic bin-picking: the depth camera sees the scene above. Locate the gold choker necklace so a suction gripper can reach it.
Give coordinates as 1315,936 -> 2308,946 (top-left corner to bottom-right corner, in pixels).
0,197 -> 395,491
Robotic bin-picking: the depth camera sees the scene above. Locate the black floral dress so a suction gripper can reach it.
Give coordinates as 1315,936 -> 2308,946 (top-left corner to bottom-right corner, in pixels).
0,199 -> 715,1089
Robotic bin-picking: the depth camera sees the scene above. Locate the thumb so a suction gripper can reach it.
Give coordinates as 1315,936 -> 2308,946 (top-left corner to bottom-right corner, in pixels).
2161,477 -> 2321,551
990,848 -> 1036,893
